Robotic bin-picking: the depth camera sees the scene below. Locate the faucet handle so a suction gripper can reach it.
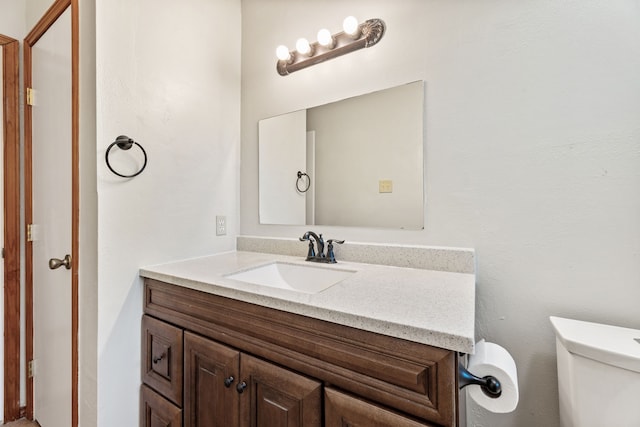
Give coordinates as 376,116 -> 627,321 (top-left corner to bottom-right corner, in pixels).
326,239 -> 345,263
299,232 -> 316,259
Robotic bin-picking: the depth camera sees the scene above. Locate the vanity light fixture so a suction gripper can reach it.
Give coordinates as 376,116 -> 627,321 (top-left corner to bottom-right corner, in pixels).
276,16 -> 386,76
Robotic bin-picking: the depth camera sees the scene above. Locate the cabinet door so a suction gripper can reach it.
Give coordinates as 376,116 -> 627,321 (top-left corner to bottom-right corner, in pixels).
140,385 -> 182,427
325,388 -> 435,427
184,332 -> 240,427
142,315 -> 183,405
239,354 -> 322,427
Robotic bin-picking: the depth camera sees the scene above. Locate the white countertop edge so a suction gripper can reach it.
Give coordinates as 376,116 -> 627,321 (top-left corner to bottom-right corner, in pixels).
140,251 -> 476,354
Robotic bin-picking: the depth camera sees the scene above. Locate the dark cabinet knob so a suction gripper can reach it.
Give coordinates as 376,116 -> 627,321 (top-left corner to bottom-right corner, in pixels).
236,381 -> 247,394
224,376 -> 235,388
152,352 -> 166,364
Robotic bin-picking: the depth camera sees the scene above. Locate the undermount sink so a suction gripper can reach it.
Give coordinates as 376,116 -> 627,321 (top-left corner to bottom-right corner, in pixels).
225,262 -> 355,294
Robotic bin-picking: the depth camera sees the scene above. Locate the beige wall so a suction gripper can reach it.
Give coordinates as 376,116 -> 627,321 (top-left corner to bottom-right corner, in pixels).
77,0 -> 97,425
2,0 -> 26,39
241,1 -> 640,426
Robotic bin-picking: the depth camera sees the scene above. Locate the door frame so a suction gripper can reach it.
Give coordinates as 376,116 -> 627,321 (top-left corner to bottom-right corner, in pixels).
0,33 -> 21,423
23,0 -> 79,425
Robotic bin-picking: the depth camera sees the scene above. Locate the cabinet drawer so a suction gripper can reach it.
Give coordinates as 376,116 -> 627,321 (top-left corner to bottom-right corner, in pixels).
140,385 -> 182,427
325,388 -> 436,427
142,315 -> 183,405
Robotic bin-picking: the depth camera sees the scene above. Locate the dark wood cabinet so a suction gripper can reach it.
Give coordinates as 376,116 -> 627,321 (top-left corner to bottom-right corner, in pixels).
142,315 -> 183,406
140,385 -> 182,427
239,353 -> 321,427
182,331 -> 321,427
325,387 -> 435,427
141,278 -> 459,427
183,331 -> 239,427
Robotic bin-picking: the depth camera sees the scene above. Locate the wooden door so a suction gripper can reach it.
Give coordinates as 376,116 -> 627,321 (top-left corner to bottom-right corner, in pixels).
239,353 -> 321,427
184,332 -> 240,427
0,33 -> 21,422
325,388 -> 434,427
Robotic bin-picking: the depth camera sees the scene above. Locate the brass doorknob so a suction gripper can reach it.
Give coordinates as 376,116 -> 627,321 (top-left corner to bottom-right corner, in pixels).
49,254 -> 71,270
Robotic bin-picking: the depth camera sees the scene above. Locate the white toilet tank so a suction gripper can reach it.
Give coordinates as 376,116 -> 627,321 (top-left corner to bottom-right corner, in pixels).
550,316 -> 640,427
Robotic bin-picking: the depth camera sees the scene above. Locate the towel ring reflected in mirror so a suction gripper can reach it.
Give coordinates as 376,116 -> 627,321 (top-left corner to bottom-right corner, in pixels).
296,171 -> 310,193
105,135 -> 148,178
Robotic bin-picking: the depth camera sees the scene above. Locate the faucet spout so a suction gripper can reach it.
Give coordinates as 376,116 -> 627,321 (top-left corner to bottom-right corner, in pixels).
309,232 -> 324,257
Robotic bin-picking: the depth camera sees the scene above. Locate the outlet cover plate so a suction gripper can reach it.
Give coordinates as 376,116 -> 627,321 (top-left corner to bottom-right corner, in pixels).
216,216 -> 226,236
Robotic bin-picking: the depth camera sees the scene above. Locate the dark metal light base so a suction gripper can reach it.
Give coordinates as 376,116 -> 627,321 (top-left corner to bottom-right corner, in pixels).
277,19 -> 386,76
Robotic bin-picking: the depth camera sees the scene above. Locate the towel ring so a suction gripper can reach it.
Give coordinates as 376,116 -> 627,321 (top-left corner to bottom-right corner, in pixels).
105,135 -> 148,178
296,171 -> 310,193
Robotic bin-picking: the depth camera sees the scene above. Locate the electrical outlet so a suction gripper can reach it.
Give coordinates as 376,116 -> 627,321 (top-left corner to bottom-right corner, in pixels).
216,216 -> 227,236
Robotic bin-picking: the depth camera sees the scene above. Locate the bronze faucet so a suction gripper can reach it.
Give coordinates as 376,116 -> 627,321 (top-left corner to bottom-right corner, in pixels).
299,231 -> 344,263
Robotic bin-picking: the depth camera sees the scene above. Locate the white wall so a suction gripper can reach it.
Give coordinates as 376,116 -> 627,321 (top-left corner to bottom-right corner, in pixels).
96,0 -> 240,425
241,1 -> 640,426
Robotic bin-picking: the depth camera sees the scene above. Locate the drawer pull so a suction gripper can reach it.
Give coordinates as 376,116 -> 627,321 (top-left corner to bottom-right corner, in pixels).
152,352 -> 166,364
236,381 -> 247,394
224,376 -> 235,388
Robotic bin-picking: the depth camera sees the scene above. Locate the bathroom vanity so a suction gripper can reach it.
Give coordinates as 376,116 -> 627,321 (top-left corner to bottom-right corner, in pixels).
139,248 -> 475,427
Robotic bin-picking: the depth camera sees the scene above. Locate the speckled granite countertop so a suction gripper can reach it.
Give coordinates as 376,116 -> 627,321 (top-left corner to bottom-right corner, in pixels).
140,250 -> 476,353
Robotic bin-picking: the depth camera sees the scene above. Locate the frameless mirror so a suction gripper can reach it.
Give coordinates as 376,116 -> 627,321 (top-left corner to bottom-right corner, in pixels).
259,81 -> 425,229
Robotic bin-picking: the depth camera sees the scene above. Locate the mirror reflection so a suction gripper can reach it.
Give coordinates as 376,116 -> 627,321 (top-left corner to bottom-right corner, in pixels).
259,81 -> 425,229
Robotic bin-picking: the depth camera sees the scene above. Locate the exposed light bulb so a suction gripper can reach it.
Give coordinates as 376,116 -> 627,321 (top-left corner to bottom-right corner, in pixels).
276,45 -> 291,61
317,28 -> 334,48
296,38 -> 313,56
343,16 -> 360,37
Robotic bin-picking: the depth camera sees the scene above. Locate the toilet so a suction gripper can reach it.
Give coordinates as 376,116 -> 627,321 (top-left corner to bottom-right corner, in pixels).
550,316 -> 640,427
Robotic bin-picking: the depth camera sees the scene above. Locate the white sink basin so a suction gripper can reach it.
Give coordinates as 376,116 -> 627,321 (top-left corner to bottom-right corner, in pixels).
225,262 -> 355,294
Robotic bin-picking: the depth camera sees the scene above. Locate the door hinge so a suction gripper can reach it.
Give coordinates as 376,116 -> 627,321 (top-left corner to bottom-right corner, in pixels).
27,224 -> 33,242
28,360 -> 35,378
26,87 -> 34,106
